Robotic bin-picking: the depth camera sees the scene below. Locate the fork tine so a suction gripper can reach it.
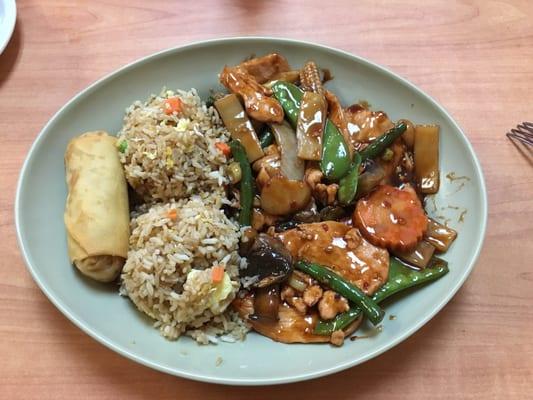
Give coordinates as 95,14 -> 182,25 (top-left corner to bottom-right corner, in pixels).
507,132 -> 533,146
509,127 -> 533,139
521,121 -> 533,130
507,121 -> 533,146
514,122 -> 533,134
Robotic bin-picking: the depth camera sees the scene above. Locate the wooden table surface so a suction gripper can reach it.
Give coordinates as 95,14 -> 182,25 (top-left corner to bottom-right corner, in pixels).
1,0 -> 532,398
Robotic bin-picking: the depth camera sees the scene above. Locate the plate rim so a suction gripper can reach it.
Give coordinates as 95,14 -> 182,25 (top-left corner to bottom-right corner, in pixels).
0,0 -> 16,55
14,36 -> 488,385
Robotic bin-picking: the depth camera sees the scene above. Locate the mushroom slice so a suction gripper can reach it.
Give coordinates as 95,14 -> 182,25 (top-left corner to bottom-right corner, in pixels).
241,234 -> 293,288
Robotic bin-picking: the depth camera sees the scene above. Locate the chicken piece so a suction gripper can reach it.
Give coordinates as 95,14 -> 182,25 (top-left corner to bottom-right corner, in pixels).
252,154 -> 281,174
344,227 -> 362,249
278,221 -> 389,295
280,285 -> 295,301
314,182 -> 339,206
267,70 -> 301,86
303,285 -> 323,307
233,292 -> 363,344
330,330 -> 345,347
252,145 -> 282,188
255,167 -> 272,191
287,296 -> 307,315
304,166 -> 323,190
304,166 -> 338,206
344,103 -> 394,147
354,184 -> 428,252
251,208 -> 279,232
239,53 -> 290,84
220,66 -> 284,123
318,290 -> 349,320
279,285 -> 307,314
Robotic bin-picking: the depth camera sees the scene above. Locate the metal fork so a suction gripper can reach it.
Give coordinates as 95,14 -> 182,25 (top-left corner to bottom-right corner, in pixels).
507,122 -> 533,146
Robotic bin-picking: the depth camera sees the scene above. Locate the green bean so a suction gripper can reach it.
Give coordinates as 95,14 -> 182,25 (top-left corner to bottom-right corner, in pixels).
295,261 -> 384,325
337,152 -> 362,205
271,81 -> 351,181
313,307 -> 362,334
359,122 -> 407,161
314,257 -> 449,335
374,257 -> 448,302
229,140 -> 253,227
259,130 -> 274,148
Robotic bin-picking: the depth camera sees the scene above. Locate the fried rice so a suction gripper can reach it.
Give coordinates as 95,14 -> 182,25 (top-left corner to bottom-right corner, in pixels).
117,88 -> 230,203
118,89 -> 249,344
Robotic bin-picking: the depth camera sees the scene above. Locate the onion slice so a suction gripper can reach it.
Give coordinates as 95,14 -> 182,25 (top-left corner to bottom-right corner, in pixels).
270,120 -> 305,180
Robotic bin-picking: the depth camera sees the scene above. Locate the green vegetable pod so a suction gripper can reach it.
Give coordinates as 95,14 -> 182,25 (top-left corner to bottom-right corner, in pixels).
295,260 -> 384,325
229,140 -> 253,227
270,81 -> 302,127
359,122 -> 407,161
272,81 -> 351,181
337,152 -> 362,205
314,257 -> 449,335
320,120 -> 351,181
259,130 -> 274,148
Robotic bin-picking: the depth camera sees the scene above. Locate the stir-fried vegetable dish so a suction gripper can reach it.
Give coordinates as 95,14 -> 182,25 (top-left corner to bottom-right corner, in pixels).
217,53 -> 456,346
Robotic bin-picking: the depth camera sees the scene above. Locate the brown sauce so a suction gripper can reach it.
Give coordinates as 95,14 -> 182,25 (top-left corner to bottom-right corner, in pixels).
277,221 -> 389,295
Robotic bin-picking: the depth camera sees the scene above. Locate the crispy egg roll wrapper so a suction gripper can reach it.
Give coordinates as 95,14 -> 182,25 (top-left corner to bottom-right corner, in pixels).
64,131 -> 130,282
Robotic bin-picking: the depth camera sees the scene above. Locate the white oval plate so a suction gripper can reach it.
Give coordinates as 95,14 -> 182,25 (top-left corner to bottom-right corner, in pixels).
15,37 -> 487,385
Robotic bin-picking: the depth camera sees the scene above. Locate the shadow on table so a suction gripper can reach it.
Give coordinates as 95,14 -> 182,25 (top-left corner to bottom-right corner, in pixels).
508,135 -> 533,167
0,19 -> 22,90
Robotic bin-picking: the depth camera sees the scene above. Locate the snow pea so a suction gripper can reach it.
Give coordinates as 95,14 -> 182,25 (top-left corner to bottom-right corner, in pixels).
271,81 -> 302,127
337,152 -> 362,205
359,122 -> 407,161
271,81 -> 351,180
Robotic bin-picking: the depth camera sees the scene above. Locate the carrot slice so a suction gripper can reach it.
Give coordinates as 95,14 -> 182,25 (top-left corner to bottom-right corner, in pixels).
163,97 -> 182,115
167,209 -> 178,221
215,142 -> 231,157
211,265 -> 225,283
353,185 -> 428,252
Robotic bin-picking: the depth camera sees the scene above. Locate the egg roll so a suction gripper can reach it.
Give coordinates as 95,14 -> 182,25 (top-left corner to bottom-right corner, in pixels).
64,131 -> 130,282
